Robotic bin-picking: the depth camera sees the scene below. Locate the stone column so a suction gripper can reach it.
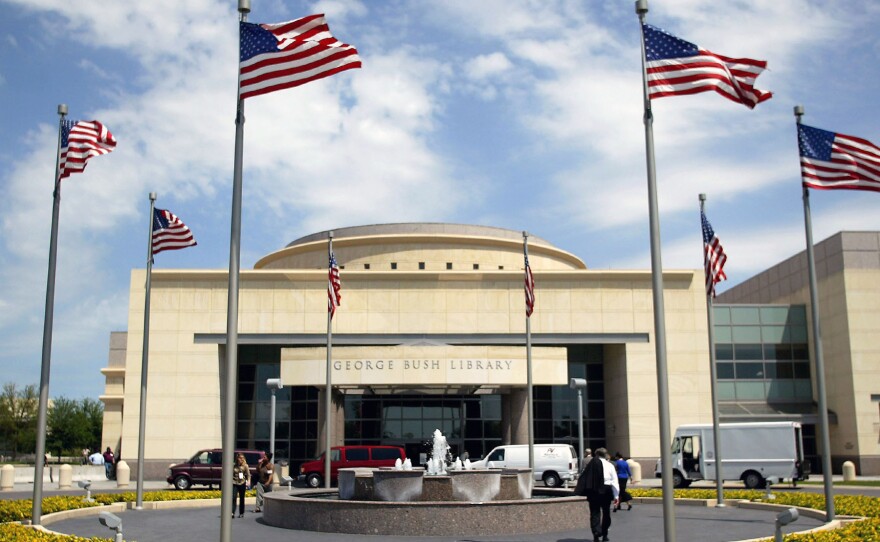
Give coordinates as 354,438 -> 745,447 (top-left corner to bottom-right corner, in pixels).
508,388 -> 529,444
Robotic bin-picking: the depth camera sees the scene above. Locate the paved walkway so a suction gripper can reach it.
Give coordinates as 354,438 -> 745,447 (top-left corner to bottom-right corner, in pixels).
43,501 -> 824,542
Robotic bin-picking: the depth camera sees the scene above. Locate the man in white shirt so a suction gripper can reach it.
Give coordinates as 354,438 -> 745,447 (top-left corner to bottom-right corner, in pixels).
583,447 -> 619,542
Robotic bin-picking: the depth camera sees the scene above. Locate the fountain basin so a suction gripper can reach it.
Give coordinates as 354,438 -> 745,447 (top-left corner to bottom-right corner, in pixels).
263,488 -> 587,536
448,469 -> 501,502
373,468 -> 424,502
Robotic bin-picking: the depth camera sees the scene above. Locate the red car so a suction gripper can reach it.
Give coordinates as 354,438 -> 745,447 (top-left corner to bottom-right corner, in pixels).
298,445 -> 405,488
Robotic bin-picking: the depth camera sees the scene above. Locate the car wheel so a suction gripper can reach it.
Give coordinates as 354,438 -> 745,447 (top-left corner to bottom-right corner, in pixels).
306,473 -> 323,488
743,471 -> 764,490
174,476 -> 192,490
543,472 -> 561,488
672,471 -> 685,488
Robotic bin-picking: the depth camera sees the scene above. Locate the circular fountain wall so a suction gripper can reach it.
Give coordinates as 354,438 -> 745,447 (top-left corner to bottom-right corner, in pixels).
262,486 -> 587,536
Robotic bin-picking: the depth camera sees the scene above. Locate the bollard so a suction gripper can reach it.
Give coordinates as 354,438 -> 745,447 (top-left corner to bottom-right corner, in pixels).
58,464 -> 73,489
115,460 -> 130,488
842,460 -> 856,482
0,465 -> 14,491
628,459 -> 642,484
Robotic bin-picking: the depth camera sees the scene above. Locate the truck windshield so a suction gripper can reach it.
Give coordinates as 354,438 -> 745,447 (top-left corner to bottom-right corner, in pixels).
671,438 -> 681,454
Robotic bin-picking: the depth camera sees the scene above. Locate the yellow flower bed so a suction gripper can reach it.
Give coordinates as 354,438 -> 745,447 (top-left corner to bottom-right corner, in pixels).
628,488 -> 880,541
0,522 -> 112,541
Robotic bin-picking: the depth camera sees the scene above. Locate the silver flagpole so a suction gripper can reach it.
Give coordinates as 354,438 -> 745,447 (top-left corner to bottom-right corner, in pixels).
523,231 -> 534,473
324,232 -> 334,488
635,2 -> 676,540
135,192 -> 157,510
32,103 -> 68,525
220,2 -> 249,540
699,194 -> 725,508
793,105 -> 835,521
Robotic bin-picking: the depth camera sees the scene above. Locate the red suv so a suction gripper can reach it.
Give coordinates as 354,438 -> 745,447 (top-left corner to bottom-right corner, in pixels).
167,449 -> 265,490
298,445 -> 405,488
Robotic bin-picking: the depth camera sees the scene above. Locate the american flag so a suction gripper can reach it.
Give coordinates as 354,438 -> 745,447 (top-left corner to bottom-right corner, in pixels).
59,120 -> 117,179
328,251 -> 342,318
798,124 -> 880,192
701,211 -> 727,298
152,208 -> 197,257
642,24 -> 772,109
239,14 -> 361,100
524,251 -> 535,317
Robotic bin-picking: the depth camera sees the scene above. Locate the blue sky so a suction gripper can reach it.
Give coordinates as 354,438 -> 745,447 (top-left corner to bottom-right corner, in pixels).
1,0 -> 879,400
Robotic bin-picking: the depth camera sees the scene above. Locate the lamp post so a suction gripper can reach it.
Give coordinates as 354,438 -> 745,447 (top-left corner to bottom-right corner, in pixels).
266,378 -> 283,460
569,378 -> 587,470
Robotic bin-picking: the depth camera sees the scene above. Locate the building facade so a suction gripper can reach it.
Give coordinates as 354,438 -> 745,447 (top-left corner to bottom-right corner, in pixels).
99,224 -> 879,478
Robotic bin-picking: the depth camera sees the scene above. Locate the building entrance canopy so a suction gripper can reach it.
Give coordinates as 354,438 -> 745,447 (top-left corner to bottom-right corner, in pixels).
281,345 -> 568,393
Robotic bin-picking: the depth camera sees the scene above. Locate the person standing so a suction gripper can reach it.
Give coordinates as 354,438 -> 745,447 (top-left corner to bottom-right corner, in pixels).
582,448 -> 619,542
254,452 -> 274,513
232,453 -> 251,518
102,447 -> 115,480
613,452 -> 633,511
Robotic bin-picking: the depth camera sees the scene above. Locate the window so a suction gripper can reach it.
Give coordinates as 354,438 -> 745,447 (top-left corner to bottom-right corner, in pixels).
446,262 -> 452,270
473,263 -> 479,270
372,448 -> 403,460
364,263 -> 370,270
487,449 -> 505,462
391,262 -> 397,270
346,448 -> 369,461
419,262 -> 425,270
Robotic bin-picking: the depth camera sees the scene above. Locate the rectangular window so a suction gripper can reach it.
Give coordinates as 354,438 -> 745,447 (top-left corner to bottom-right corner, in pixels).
446,262 -> 452,270
473,263 -> 479,270
716,363 -> 735,379
764,344 -> 791,360
735,362 -> 765,379
391,262 -> 397,270
715,344 -> 734,360
731,306 -> 760,325
734,344 -> 763,360
419,262 -> 425,270
364,263 -> 370,269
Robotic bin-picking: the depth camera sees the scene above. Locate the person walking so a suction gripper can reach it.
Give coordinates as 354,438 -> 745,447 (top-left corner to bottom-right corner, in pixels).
102,447 -> 115,480
232,453 -> 251,518
613,452 -> 633,511
254,452 -> 274,513
582,448 -> 619,542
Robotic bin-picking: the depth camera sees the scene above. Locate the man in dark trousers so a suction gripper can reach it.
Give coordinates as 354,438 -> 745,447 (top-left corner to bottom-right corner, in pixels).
582,448 -> 619,542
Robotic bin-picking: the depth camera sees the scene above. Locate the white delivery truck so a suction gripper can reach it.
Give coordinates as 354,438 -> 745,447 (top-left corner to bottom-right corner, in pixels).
470,444 -> 579,487
655,422 -> 810,489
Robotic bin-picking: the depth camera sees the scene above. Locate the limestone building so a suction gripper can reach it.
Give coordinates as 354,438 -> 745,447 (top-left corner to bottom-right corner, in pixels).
98,224 -> 879,478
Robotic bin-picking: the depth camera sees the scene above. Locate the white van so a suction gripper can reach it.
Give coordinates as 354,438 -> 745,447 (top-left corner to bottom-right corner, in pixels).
470,444 -> 578,487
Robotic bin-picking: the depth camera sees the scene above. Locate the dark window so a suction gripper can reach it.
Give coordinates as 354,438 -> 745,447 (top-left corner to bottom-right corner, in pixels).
371,448 -> 403,460
364,263 -> 370,270
346,448 -> 369,461
446,262 -> 452,270
716,363 -> 735,379
419,262 -> 425,270
390,262 -> 397,270
715,344 -> 734,360
791,344 -> 809,360
764,344 -> 792,360
734,344 -> 763,360
473,263 -> 479,270
735,362 -> 764,379
793,362 -> 811,379
775,362 -> 794,379
498,265 -> 504,270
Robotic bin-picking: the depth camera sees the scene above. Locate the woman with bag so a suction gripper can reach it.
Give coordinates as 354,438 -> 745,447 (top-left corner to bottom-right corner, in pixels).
613,451 -> 633,511
579,448 -> 619,542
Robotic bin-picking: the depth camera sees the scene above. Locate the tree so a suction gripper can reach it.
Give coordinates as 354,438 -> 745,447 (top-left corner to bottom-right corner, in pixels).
0,383 -> 38,460
46,397 -> 104,458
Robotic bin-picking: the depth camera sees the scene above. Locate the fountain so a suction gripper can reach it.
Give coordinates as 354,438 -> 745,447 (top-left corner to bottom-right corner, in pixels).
263,430 -> 586,536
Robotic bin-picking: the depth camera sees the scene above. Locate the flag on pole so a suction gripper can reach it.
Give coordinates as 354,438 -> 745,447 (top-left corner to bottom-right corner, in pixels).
642,24 -> 772,109
152,208 -> 197,256
797,123 -> 880,192
328,251 -> 342,319
701,211 -> 727,297
524,251 -> 535,317
239,14 -> 361,100
59,120 -> 117,179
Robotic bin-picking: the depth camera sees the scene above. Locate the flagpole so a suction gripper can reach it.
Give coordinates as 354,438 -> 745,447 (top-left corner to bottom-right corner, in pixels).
324,232 -> 335,488
31,103 -> 68,525
220,2 -> 249,540
135,192 -> 157,510
523,232 -> 534,473
635,2 -> 676,540
699,194 -> 725,508
794,105 -> 835,521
